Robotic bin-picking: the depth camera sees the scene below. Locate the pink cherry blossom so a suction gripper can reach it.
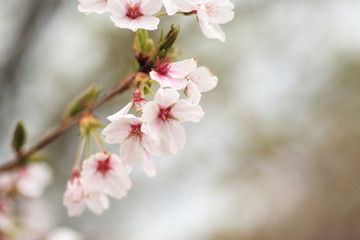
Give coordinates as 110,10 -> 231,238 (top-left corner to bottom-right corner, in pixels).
16,163 -> 52,198
78,0 -> 108,15
185,66 -> 218,104
63,171 -> 110,216
108,0 -> 163,31
162,0 -> 196,15
141,88 -> 204,155
107,89 -> 147,121
149,58 -> 197,90
189,0 -> 234,41
102,115 -> 162,177
81,152 -> 131,199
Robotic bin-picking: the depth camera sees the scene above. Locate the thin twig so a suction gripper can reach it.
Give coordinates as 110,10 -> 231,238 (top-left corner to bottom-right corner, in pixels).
0,72 -> 137,172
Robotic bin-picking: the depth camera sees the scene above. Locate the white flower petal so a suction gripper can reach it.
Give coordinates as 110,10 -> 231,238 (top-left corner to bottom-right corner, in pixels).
110,15 -> 133,30
143,151 -> 156,177
141,120 -> 162,145
143,134 -> 166,156
174,0 -> 196,12
199,20 -> 225,42
103,172 -> 129,199
172,99 -> 205,122
78,0 -> 108,14
159,121 -> 186,154
163,0 -> 178,15
63,191 -> 85,217
168,58 -> 197,79
150,71 -> 183,89
141,0 -> 163,15
207,6 -> 234,24
107,0 -> 126,16
185,80 -> 202,104
154,87 -> 180,107
85,193 -> 109,215
129,16 -> 160,31
142,102 -> 160,123
120,138 -> 144,166
102,118 -> 132,144
107,102 -> 133,121
190,66 -> 218,92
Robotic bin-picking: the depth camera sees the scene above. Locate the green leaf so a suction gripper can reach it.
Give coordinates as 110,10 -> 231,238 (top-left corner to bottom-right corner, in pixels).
12,121 -> 26,152
63,86 -> 100,119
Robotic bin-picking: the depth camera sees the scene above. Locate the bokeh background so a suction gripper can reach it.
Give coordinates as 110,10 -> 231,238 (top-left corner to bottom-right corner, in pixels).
1,0 -> 360,239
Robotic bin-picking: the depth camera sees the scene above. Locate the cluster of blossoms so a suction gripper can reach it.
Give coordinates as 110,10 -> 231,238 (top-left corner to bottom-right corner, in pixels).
0,0 -> 233,230
63,56 -> 218,216
78,0 -> 235,41
61,0 -> 229,218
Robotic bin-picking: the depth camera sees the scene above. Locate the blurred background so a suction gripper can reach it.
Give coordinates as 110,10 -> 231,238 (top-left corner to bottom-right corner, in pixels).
1,0 -> 360,239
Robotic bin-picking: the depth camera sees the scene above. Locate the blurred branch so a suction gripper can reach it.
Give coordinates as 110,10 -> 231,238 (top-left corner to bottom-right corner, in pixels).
0,72 -> 137,172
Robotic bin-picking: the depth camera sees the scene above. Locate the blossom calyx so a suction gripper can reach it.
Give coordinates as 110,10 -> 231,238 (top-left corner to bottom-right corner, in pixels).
79,113 -> 102,137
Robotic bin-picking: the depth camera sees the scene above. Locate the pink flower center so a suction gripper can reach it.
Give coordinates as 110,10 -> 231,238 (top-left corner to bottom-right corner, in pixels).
153,58 -> 171,75
126,3 -> 143,19
97,157 -> 112,176
133,89 -> 147,112
129,124 -> 143,141
158,106 -> 173,122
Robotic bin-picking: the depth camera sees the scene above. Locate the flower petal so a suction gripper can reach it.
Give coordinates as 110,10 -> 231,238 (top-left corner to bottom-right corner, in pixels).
141,0 -> 163,15
78,0 -> 108,14
185,80 -> 202,104
198,21 -> 225,42
159,121 -> 186,154
143,151 -> 157,177
130,16 -> 160,31
107,102 -> 133,121
63,191 -> 85,217
102,118 -> 133,144
189,66 -> 218,92
85,193 -> 109,215
107,0 -> 126,16
141,102 -> 159,123
168,58 -> 197,79
110,15 -> 133,30
154,87 -> 180,107
120,138 -> 145,166
171,99 -> 205,122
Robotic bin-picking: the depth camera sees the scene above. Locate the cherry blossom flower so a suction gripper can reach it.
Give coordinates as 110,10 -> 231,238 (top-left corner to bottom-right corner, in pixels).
108,0 -> 163,31
189,0 -> 235,42
141,88 -> 204,155
81,152 -> 132,199
185,66 -> 218,104
78,0 -> 108,15
102,115 -> 162,177
63,171 -> 85,217
162,0 -> 195,16
63,171 -> 109,216
149,58 -> 197,90
16,163 -> 52,198
107,89 -> 147,121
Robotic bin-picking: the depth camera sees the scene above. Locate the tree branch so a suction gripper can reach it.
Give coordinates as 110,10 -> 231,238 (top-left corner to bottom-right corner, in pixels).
0,72 -> 137,172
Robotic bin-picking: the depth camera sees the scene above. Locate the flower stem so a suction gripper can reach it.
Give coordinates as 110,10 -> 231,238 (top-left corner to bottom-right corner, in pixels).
72,137 -> 86,172
91,131 -> 104,152
0,73 -> 137,172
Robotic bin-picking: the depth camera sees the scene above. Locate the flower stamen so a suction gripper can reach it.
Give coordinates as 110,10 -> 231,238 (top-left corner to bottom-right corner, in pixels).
126,3 -> 143,19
